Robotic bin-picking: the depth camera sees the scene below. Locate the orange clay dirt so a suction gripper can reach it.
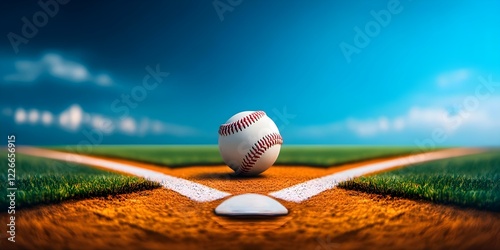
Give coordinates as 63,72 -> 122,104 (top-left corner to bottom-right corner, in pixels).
1,157 -> 499,250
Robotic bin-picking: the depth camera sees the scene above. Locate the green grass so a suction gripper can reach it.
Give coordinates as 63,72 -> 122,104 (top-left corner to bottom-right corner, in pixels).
52,145 -> 431,167
276,146 -> 431,166
338,152 -> 500,211
0,154 -> 160,208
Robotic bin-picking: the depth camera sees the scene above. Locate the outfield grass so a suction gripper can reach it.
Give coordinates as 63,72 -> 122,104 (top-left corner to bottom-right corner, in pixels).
0,154 -> 160,208
276,146 -> 431,166
52,145 -> 431,167
339,152 -> 500,211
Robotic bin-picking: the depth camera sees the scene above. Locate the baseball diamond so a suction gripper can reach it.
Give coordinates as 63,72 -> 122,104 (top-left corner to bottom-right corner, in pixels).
2,1 -> 500,250
0,146 -> 497,249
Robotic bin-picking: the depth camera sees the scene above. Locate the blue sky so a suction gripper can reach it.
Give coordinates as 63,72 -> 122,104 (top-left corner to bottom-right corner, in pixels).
1,0 -> 499,146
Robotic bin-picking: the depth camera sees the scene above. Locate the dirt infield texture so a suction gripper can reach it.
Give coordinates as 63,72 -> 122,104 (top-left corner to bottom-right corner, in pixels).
1,187 -> 499,250
1,157 -> 499,250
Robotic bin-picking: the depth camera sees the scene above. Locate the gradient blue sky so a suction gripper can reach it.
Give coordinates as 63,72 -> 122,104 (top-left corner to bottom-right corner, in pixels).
1,0 -> 499,146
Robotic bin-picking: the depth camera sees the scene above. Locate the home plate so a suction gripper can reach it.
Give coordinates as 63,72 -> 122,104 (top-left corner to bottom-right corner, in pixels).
213,193 -> 290,231
215,193 -> 288,216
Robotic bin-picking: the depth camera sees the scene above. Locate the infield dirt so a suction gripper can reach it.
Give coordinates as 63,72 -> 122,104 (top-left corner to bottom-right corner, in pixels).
1,158 -> 499,249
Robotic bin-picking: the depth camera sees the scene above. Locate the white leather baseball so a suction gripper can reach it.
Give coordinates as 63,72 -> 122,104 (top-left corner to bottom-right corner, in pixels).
218,111 -> 283,176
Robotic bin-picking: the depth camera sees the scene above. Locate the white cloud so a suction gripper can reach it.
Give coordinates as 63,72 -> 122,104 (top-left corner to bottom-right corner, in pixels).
14,108 -> 27,124
345,116 -> 404,137
405,107 -> 450,129
59,104 -> 83,131
13,108 -> 54,126
41,111 -> 53,126
437,68 -> 471,87
83,111 -> 198,137
297,96 -> 500,141
136,118 -> 199,137
90,115 -> 114,134
94,74 -> 112,86
120,117 -> 136,135
7,103 -> 199,137
4,60 -> 42,82
346,119 -> 377,137
3,53 -> 113,86
28,109 -> 39,124
45,54 -> 90,82
150,121 -> 164,134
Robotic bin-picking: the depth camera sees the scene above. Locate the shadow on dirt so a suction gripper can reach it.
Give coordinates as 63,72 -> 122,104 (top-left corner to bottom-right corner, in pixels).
192,172 -> 268,180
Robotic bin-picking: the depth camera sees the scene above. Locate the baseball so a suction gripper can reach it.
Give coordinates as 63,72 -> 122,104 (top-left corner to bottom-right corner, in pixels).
218,111 -> 283,176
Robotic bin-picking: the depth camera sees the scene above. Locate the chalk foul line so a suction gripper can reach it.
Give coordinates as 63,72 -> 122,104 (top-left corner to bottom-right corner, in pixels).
18,147 -> 231,202
268,148 -> 486,203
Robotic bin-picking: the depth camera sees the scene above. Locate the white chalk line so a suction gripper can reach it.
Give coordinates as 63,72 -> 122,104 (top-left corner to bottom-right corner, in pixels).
18,147 -> 487,204
268,148 -> 486,203
18,147 -> 231,202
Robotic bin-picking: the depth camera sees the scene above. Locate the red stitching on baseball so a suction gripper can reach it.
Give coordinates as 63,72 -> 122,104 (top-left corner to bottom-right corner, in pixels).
218,111 -> 266,136
237,133 -> 283,174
